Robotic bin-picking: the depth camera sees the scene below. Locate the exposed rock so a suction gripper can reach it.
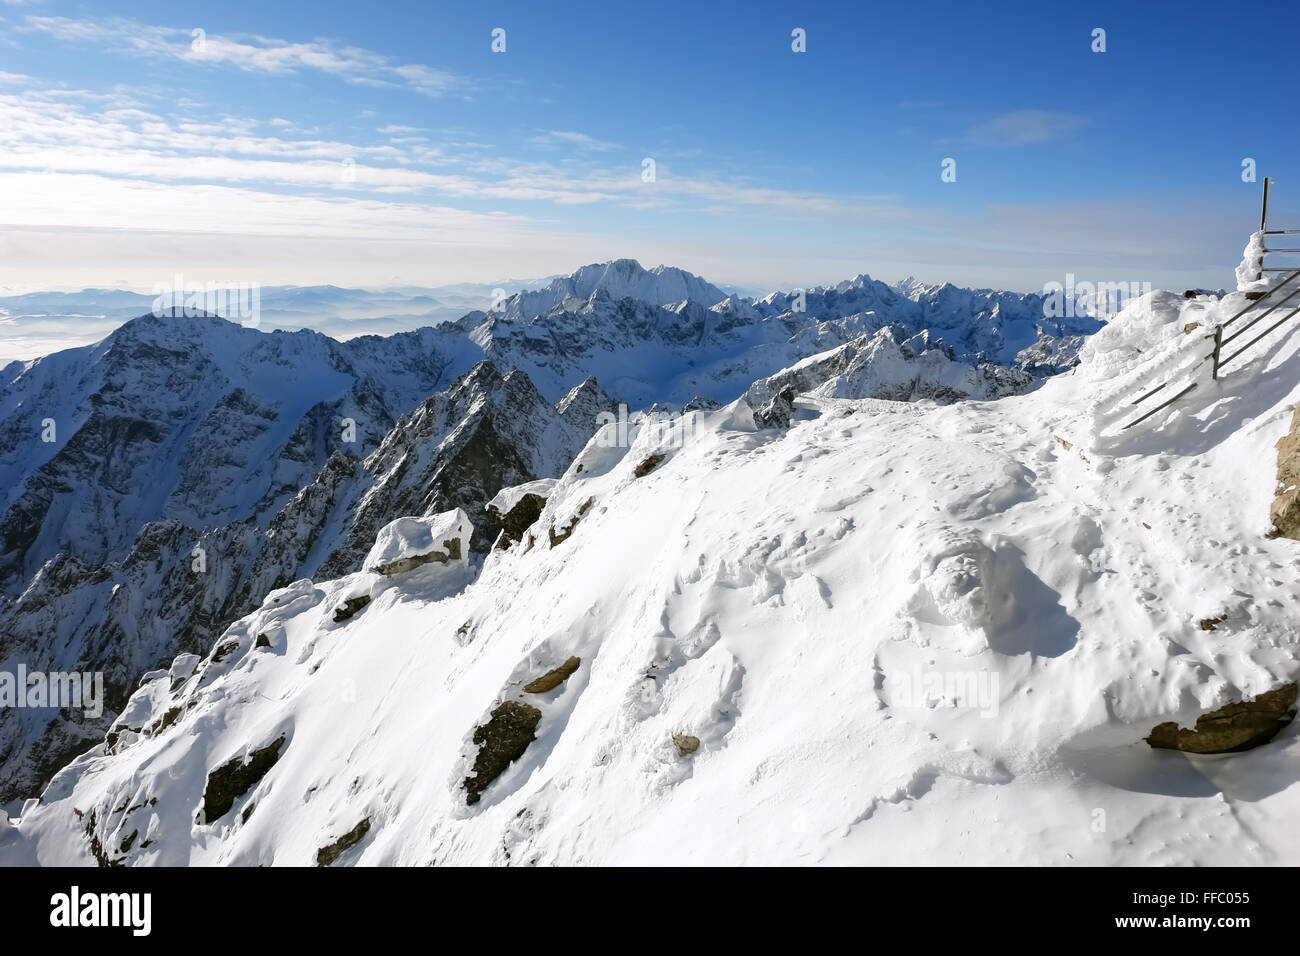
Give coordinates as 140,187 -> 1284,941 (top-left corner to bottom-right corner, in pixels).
365,511 -> 471,575
634,453 -> 668,477
332,595 -> 371,623
1198,615 -> 1225,632
549,497 -> 594,547
1146,682 -> 1297,754
486,482 -> 553,549
316,817 -> 371,866
754,387 -> 798,429
672,733 -> 701,756
464,702 -> 542,805
201,734 -> 287,823
523,657 -> 581,693
1183,321 -> 1202,333
1270,406 -> 1300,541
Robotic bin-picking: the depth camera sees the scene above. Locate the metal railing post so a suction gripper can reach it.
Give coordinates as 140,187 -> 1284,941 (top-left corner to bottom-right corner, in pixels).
1260,177 -> 1272,281
1211,325 -> 1223,380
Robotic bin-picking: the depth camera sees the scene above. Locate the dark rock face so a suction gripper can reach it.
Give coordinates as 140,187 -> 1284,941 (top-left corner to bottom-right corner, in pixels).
332,595 -> 371,623
753,388 -> 797,429
524,657 -> 581,694
464,702 -> 542,805
201,734 -> 286,823
548,497 -> 594,548
490,493 -> 548,549
1146,683 -> 1297,754
1271,407 -> 1300,540
316,818 -> 371,866
633,453 -> 667,477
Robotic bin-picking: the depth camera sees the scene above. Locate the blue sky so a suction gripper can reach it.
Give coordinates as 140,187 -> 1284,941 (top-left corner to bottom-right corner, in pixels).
0,0 -> 1295,293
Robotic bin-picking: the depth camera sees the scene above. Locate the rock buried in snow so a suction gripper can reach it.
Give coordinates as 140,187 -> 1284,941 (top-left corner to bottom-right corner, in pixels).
548,497 -> 594,547
316,818 -> 371,866
464,701 -> 542,805
1145,682 -> 1298,754
523,656 -> 581,693
633,453 -> 668,477
672,733 -> 700,756
365,510 -> 472,575
332,595 -> 370,623
201,735 -> 287,823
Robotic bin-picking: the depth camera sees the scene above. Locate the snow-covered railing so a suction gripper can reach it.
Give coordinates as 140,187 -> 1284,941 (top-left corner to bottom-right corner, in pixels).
1258,177 -> 1300,278
1123,266 -> 1300,430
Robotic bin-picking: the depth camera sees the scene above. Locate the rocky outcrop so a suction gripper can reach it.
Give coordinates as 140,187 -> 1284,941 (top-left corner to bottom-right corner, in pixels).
365,511 -> 471,576
464,702 -> 542,805
1271,406 -> 1300,540
633,453 -> 667,478
201,735 -> 287,823
489,493 -> 548,549
316,818 -> 371,866
523,657 -> 581,693
1146,683 -> 1297,754
742,328 -> 1034,420
332,595 -> 371,623
672,733 -> 700,756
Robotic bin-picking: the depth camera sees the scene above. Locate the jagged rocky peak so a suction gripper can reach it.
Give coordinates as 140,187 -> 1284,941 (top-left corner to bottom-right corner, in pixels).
496,259 -> 729,323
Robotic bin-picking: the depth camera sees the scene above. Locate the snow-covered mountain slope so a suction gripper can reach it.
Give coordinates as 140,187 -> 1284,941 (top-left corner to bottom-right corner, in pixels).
0,362 -> 608,804
0,311 -> 465,592
0,259 -> 1098,807
7,271 -> 1297,866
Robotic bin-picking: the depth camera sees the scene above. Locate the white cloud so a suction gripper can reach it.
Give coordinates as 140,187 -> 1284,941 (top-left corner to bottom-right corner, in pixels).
967,109 -> 1089,146
22,15 -> 467,97
529,130 -> 621,152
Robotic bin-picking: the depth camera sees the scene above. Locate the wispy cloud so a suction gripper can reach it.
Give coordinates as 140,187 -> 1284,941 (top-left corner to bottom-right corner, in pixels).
529,129 -> 621,152
966,109 -> 1089,146
21,15 -> 467,97
0,84 -> 903,221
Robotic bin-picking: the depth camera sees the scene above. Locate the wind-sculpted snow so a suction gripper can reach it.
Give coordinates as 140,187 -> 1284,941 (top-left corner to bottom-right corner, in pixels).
5,275 -> 1298,865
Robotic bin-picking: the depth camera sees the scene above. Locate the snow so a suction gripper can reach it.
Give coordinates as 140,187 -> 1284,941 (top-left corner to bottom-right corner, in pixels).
1236,230 -> 1268,293
486,479 -> 557,516
364,511 -> 472,575
5,270 -> 1299,867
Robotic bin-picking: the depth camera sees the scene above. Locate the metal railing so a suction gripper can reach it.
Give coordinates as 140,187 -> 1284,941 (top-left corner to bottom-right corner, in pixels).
1259,177 -> 1300,274
1122,179 -> 1300,430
